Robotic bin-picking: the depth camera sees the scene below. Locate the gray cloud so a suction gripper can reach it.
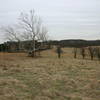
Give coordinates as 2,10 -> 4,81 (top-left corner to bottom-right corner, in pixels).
0,0 -> 100,43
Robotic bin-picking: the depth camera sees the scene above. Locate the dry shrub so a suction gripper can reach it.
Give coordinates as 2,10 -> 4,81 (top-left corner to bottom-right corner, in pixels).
88,47 -> 100,61
80,47 -> 86,59
73,48 -> 77,58
95,47 -> 100,61
88,47 -> 95,60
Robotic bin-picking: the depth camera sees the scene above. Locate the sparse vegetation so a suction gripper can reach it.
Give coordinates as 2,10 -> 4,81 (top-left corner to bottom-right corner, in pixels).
80,47 -> 86,59
88,47 -> 95,60
95,47 -> 100,61
73,46 -> 100,61
73,48 -> 77,59
0,48 -> 100,100
56,45 -> 62,58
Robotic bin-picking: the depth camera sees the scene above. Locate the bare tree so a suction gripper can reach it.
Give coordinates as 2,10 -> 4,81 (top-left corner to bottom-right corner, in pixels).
18,10 -> 46,57
88,47 -> 95,60
2,26 -> 21,42
1,26 -> 22,51
95,47 -> 100,61
2,9 -> 48,56
97,49 -> 100,61
38,26 -> 48,42
80,47 -> 86,59
37,26 -> 48,47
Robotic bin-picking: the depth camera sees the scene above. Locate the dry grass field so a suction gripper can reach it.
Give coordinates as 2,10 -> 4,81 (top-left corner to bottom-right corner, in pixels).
0,48 -> 100,100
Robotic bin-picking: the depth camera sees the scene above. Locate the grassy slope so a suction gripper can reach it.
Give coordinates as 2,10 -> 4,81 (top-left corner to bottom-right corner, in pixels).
0,48 -> 100,100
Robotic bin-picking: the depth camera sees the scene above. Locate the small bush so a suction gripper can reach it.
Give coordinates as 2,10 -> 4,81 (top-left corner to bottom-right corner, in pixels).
88,47 -> 95,60
80,47 -> 86,59
73,48 -> 77,58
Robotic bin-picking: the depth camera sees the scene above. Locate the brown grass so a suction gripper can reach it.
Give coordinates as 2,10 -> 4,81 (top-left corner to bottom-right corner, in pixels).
0,48 -> 100,100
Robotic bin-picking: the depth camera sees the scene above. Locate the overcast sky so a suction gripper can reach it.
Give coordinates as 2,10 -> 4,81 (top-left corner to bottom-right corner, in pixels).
0,0 -> 100,43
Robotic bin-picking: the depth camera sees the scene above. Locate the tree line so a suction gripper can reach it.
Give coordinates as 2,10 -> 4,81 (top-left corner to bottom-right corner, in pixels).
73,46 -> 100,61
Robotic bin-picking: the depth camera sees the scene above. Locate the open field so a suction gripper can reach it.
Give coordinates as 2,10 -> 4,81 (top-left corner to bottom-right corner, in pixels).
0,48 -> 100,100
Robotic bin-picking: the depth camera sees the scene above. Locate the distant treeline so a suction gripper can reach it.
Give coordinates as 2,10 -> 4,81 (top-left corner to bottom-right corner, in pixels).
0,39 -> 100,52
0,40 -> 51,52
48,39 -> 100,47
0,44 -> 7,52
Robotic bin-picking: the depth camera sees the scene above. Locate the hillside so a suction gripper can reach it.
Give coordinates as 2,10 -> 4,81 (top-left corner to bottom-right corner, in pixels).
0,48 -> 100,100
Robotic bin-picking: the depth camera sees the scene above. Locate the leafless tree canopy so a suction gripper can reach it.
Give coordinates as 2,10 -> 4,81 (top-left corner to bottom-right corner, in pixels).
37,26 -> 48,42
2,9 -> 48,57
19,10 -> 42,40
2,26 -> 21,42
18,10 -> 48,56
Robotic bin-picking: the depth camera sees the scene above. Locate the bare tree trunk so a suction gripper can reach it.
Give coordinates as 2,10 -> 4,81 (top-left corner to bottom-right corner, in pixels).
88,47 -> 94,60
80,47 -> 85,59
17,41 -> 20,52
32,38 -> 36,57
73,48 -> 77,58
